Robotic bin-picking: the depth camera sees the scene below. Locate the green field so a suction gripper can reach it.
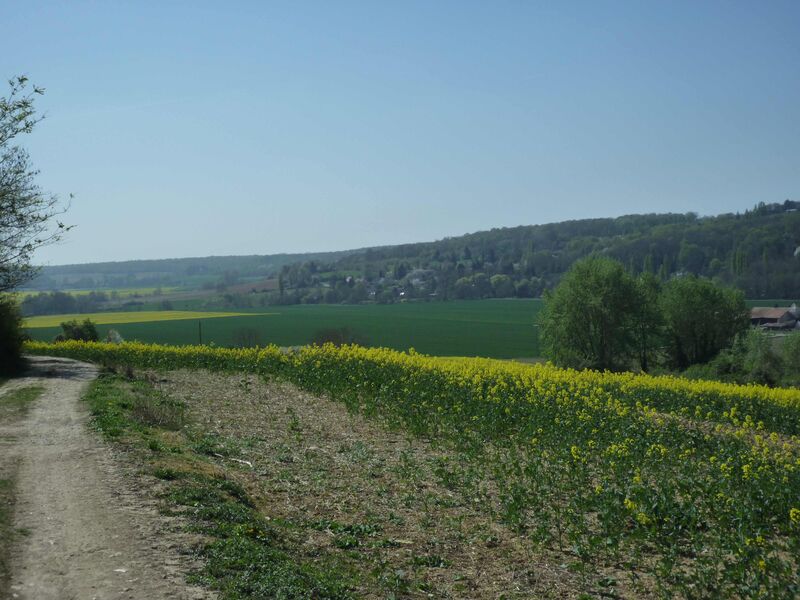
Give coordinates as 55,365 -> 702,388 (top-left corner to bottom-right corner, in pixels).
24,299 -> 542,358
746,298 -> 799,307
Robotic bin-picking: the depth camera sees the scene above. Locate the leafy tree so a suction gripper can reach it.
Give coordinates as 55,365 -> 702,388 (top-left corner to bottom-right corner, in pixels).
1,76 -> 70,292
311,327 -> 368,347
348,282 -> 368,303
56,318 -> 99,342
632,272 -> 664,372
514,278 -> 533,298
539,256 -> 642,371
490,274 -> 514,298
660,275 -> 749,369
472,273 -> 493,298
374,288 -> 392,304
740,329 -> 784,386
453,277 -> 476,299
231,327 -> 262,348
323,287 -> 341,304
780,334 -> 800,387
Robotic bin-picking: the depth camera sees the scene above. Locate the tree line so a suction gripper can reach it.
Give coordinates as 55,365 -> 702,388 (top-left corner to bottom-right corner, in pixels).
251,202 -> 800,306
539,255 -> 800,387
539,255 -> 750,372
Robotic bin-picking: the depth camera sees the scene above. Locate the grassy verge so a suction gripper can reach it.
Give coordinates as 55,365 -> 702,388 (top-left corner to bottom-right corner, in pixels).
0,386 -> 44,420
0,386 -> 44,595
83,372 -> 355,599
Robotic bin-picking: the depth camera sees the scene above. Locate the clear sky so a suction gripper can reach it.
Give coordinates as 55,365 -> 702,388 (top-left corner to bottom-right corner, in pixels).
2,1 -> 798,265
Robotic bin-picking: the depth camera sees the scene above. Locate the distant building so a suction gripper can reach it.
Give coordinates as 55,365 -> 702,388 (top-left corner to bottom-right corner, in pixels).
750,305 -> 799,329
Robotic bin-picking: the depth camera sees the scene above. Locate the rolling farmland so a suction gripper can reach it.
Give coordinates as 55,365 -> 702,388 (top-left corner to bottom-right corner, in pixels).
23,299 -> 542,359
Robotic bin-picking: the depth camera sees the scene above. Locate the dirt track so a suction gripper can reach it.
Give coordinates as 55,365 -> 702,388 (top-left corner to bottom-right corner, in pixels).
1,357 -> 212,600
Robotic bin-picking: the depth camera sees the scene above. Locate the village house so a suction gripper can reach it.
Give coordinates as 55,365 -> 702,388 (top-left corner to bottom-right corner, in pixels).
750,305 -> 800,330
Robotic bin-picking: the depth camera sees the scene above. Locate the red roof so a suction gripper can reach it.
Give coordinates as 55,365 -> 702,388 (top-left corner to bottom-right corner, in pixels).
750,307 -> 791,320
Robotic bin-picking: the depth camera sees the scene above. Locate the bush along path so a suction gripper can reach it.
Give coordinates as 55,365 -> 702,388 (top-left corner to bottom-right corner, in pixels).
0,356 -> 213,600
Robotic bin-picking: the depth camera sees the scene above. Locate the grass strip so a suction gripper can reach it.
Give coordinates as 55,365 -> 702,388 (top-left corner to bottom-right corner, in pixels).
0,386 -> 44,596
0,386 -> 45,420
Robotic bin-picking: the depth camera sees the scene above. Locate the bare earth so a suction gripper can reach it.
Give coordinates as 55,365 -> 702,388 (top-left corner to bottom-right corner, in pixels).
155,369 -> 590,598
1,357 -> 213,600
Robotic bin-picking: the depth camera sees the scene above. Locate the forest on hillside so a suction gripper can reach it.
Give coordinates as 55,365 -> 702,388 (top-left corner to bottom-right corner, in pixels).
272,201 -> 800,304
27,201 -> 800,306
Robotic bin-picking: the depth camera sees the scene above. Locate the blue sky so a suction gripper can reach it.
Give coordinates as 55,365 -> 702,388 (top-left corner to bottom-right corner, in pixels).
2,1 -> 798,265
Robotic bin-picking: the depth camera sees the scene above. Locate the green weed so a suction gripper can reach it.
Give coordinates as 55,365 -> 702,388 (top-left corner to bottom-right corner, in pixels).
0,386 -> 44,419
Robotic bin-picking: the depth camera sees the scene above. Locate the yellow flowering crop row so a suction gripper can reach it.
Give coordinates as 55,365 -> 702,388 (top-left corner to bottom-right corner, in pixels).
24,340 -> 800,595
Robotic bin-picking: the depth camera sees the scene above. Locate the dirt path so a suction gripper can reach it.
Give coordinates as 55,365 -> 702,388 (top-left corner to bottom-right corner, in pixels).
2,357 -> 213,600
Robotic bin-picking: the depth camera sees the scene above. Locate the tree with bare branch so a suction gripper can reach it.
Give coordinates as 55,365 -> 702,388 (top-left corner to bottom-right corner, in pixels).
1,75 -> 71,292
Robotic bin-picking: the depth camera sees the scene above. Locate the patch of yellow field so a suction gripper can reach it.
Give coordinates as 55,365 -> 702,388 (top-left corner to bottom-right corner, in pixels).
24,311 -> 271,328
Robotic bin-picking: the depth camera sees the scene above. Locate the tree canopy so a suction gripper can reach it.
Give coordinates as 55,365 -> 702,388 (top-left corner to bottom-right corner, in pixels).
539,256 -> 643,371
661,274 -> 749,369
539,256 -> 750,373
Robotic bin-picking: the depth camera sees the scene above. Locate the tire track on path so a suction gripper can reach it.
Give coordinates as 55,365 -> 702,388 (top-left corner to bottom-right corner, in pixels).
3,356 -> 213,600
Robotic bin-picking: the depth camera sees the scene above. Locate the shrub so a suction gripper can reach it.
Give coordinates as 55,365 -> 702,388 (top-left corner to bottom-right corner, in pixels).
231,327 -> 262,348
311,327 -> 368,347
781,333 -> 800,387
661,275 -> 749,369
55,318 -> 99,342
105,329 -> 124,344
741,328 -> 784,386
696,329 -> 788,387
0,296 -> 25,375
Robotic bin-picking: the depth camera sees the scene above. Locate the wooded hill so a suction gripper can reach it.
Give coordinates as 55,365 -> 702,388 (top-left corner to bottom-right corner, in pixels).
276,200 -> 800,302
29,201 -> 800,301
